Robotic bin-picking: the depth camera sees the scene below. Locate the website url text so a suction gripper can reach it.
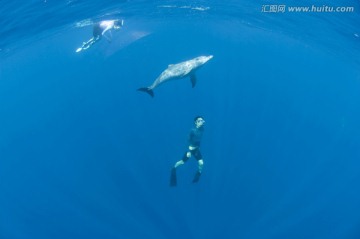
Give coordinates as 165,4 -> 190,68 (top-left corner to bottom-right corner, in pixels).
261,5 -> 355,13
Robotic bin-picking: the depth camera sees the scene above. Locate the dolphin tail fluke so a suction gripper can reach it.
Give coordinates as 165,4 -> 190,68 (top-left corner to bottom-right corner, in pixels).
190,74 -> 197,88
137,87 -> 154,97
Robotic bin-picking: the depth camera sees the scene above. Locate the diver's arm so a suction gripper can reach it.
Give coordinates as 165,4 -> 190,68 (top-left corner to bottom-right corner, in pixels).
101,25 -> 113,42
102,30 -> 113,42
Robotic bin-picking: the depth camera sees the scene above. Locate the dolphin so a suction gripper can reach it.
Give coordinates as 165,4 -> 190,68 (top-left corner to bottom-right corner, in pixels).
137,55 -> 213,97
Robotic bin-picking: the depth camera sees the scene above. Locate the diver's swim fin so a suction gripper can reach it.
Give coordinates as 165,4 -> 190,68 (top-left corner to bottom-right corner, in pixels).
137,87 -> 154,97
192,171 -> 201,183
170,168 -> 177,187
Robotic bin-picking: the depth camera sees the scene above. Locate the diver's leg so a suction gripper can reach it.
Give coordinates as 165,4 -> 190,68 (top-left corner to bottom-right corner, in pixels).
82,37 -> 98,50
192,149 -> 203,183
170,151 -> 191,187
174,151 -> 191,168
194,149 -> 203,173
197,159 -> 204,173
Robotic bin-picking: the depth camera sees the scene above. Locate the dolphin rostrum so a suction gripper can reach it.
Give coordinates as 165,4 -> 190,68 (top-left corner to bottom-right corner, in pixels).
137,55 -> 213,97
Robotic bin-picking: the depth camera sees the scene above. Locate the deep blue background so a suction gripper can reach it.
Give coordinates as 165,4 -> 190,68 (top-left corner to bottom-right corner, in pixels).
1,1 -> 360,238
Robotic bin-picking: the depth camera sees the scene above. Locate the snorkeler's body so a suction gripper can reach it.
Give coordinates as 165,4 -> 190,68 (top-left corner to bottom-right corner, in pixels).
76,19 -> 124,53
170,116 -> 205,186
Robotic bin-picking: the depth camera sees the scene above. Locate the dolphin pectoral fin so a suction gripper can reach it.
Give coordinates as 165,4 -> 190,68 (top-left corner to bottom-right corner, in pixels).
137,87 -> 154,97
190,74 -> 197,88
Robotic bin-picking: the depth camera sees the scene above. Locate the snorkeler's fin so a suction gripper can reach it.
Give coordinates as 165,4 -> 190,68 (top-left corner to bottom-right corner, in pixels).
75,38 -> 96,53
190,74 -> 197,88
170,168 -> 177,187
137,87 -> 154,97
192,171 -> 201,183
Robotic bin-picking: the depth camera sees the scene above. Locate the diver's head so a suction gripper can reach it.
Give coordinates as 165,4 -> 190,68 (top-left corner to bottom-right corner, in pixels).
194,116 -> 205,128
114,19 -> 123,29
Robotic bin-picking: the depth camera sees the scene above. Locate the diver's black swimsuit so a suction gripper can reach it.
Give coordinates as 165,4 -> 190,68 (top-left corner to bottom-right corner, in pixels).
182,127 -> 204,161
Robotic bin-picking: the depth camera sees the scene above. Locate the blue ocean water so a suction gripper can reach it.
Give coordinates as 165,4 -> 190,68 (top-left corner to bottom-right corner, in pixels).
1,0 -> 360,238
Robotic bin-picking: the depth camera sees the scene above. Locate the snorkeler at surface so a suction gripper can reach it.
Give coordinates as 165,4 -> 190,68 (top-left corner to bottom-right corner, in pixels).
76,19 -> 124,53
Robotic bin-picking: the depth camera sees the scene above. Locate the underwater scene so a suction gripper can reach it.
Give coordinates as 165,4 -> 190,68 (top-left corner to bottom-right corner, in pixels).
1,0 -> 360,238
